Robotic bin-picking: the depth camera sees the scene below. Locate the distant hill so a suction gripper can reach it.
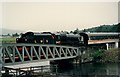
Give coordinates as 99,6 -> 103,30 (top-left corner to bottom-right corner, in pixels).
81,23 -> 120,32
1,23 -> 120,35
0,28 -> 24,35
72,23 -> 120,34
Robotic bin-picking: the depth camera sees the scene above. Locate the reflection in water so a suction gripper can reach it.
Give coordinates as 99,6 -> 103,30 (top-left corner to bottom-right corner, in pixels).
52,63 -> 120,76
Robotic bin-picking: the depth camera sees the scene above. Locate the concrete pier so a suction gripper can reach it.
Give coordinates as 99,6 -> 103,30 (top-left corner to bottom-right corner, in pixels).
115,42 -> 119,48
106,42 -> 119,50
106,43 -> 109,50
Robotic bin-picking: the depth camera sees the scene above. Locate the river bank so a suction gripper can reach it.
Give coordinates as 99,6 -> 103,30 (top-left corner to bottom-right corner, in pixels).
92,48 -> 120,63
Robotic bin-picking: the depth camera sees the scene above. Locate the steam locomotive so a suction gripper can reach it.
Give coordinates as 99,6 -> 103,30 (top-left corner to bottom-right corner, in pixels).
16,32 -> 88,46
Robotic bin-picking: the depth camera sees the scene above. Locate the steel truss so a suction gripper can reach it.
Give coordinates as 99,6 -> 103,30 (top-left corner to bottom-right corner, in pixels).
0,44 -> 79,66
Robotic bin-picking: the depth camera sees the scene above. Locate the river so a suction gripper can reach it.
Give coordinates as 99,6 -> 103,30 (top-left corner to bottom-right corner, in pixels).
51,63 -> 120,76
2,62 -> 120,77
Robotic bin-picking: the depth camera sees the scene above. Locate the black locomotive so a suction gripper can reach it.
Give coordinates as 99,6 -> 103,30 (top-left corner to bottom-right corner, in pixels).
16,32 -> 88,46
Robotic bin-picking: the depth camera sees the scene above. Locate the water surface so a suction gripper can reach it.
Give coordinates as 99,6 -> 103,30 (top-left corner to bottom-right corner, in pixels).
52,63 -> 120,76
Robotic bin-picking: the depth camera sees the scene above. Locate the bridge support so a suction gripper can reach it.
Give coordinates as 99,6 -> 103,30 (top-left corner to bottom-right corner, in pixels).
75,47 -> 93,64
106,42 -> 119,50
106,43 -> 109,50
115,42 -> 119,48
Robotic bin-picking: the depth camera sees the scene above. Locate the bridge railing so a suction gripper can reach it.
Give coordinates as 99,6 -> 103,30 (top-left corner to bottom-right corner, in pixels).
0,44 -> 79,66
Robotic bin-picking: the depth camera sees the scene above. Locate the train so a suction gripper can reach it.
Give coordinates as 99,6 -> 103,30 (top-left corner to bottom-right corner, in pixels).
16,32 -> 88,46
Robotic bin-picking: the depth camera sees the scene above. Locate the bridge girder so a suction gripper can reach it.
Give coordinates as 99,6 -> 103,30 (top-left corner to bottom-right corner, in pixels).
0,44 -> 79,66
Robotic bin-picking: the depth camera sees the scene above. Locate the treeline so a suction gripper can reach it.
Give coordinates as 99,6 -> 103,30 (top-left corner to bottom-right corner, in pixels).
2,33 -> 21,37
72,23 -> 120,33
2,23 -> 120,37
81,23 -> 120,32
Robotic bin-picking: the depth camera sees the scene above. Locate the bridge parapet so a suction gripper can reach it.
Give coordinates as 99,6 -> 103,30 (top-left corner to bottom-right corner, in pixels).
0,44 -> 79,66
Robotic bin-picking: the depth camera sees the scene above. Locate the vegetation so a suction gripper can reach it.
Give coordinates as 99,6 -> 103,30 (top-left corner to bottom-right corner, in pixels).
85,23 -> 120,32
102,48 -> 120,63
91,48 -> 120,63
91,49 -> 104,62
12,33 -> 19,37
0,33 -> 20,43
72,23 -> 120,33
0,37 -> 16,43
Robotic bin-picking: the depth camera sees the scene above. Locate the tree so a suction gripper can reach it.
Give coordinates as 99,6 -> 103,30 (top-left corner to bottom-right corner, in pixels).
12,33 -> 19,37
73,28 -> 79,34
70,31 -> 73,33
117,23 -> 120,32
83,29 -> 87,32
7,33 -> 10,36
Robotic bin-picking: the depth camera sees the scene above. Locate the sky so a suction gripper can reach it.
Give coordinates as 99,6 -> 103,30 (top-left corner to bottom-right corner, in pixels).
1,0 -> 119,32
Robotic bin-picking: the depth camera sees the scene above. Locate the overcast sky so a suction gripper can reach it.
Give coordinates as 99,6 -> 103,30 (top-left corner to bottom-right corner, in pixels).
1,1 -> 119,32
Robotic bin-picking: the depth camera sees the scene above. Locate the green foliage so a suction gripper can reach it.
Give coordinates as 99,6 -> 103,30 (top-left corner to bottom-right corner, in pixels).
73,28 -> 79,34
91,48 -> 120,63
72,23 -> 120,33
84,23 -> 120,32
0,37 -> 16,43
103,48 -> 120,63
92,49 -> 104,61
12,33 -> 19,37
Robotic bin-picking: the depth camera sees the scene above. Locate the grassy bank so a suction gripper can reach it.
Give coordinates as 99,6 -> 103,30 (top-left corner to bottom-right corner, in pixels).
0,37 -> 16,43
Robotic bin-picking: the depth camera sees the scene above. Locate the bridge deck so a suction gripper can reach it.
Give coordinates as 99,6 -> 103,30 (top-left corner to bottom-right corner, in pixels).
88,39 -> 119,44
